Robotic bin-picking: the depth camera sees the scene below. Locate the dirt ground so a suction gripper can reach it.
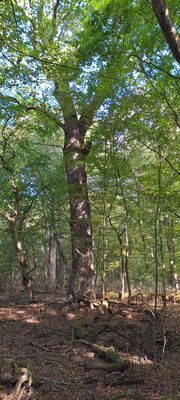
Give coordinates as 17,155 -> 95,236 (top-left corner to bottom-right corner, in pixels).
0,292 -> 180,400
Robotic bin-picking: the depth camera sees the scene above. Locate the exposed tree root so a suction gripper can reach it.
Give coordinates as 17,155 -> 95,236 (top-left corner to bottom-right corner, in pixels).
0,358 -> 32,400
3,368 -> 32,400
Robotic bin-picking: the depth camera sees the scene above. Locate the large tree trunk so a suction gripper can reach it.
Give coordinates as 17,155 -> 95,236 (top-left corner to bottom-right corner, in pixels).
63,117 -> 95,300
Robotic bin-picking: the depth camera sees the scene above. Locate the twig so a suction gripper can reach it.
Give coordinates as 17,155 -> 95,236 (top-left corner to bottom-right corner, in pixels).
29,342 -> 52,352
40,377 -> 66,385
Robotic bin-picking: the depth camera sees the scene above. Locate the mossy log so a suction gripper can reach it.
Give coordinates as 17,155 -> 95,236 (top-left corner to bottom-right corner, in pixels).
85,359 -> 130,373
79,339 -> 121,363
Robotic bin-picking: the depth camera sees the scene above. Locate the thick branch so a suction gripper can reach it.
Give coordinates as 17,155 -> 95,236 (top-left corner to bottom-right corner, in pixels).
152,0 -> 180,64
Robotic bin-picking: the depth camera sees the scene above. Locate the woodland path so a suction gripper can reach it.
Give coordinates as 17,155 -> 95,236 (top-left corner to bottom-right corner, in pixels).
0,293 -> 180,400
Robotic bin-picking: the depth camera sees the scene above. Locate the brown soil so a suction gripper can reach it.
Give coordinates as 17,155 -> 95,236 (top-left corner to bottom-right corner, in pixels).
0,292 -> 180,400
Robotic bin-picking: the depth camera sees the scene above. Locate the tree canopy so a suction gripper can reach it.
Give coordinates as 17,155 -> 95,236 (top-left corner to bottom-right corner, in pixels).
0,0 -> 179,300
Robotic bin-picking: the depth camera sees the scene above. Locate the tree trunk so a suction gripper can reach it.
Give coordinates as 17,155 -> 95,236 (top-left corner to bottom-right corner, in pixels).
159,218 -> 166,308
47,230 -> 57,293
120,248 -> 125,300
164,216 -> 179,290
152,0 -> 180,65
63,118 -> 94,300
124,222 -> 131,306
138,219 -> 149,272
0,173 -> 36,302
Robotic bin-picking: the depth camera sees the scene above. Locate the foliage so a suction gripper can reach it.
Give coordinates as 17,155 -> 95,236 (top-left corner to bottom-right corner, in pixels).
0,0 -> 179,293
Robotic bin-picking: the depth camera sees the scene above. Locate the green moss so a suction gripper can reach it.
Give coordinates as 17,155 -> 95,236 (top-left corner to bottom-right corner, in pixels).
105,292 -> 119,299
74,320 -> 84,339
106,348 -> 120,363
133,391 -> 147,400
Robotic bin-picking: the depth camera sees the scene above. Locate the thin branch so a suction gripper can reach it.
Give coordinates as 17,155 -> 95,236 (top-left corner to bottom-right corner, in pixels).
133,53 -> 180,80
163,92 -> 180,128
10,0 -> 18,29
4,199 -> 17,216
0,36 -> 123,82
141,141 -> 180,175
32,142 -> 63,149
0,93 -> 65,129
0,50 -> 17,67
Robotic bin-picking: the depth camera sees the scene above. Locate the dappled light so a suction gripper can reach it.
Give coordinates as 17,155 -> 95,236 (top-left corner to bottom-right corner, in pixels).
0,292 -> 180,399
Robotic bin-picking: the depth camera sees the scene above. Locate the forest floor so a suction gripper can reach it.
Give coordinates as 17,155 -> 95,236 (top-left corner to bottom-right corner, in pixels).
0,291 -> 180,400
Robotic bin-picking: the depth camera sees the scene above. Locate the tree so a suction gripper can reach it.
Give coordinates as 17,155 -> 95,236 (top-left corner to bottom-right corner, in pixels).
151,0 -> 180,65
0,0 -> 136,299
0,0 -> 179,301
0,119 -> 37,300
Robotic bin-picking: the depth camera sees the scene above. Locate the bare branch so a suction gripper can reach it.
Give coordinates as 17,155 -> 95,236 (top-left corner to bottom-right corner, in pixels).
4,199 -> 17,215
0,210 -> 14,222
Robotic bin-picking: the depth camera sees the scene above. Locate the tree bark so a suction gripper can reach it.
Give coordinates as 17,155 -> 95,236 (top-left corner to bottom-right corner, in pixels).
63,117 -> 94,299
164,216 -> 179,290
47,230 -> 57,293
152,0 -> 180,64
124,222 -> 131,306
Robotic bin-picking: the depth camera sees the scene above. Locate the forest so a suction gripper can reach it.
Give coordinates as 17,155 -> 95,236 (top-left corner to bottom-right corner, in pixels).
0,1 -> 180,399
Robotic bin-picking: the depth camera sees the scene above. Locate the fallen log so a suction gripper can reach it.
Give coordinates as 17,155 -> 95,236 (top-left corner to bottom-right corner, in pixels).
79,339 -> 120,363
0,376 -> 17,385
86,360 -> 130,373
